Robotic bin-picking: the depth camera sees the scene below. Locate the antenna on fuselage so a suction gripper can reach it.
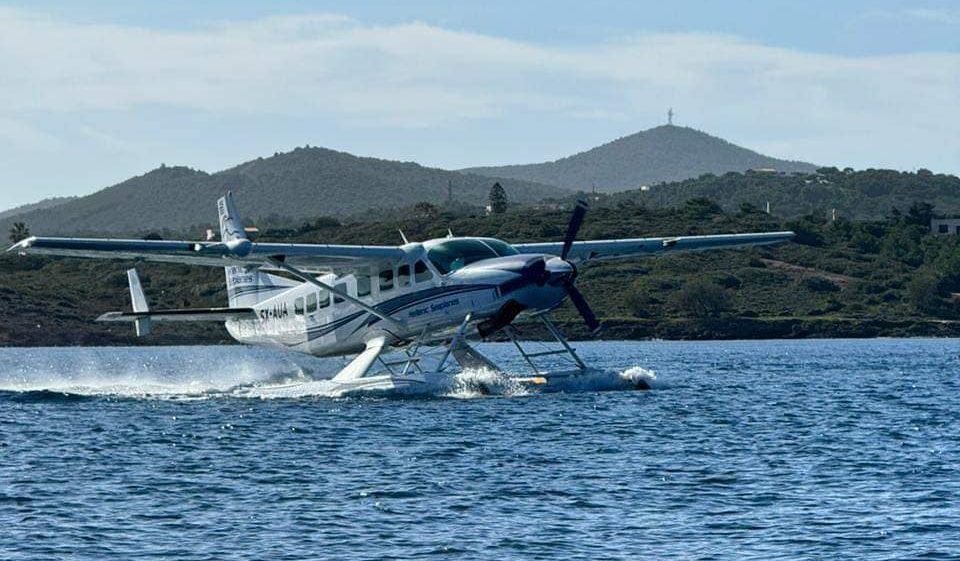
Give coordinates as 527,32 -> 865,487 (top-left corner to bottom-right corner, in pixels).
447,229 -> 454,238
398,229 -> 409,244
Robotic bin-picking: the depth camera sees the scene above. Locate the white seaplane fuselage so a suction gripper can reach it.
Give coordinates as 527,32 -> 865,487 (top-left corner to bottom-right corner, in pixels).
228,237 -> 570,357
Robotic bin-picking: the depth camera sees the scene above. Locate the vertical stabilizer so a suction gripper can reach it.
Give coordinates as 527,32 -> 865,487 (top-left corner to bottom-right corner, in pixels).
218,191 -> 247,242
214,192 -> 294,306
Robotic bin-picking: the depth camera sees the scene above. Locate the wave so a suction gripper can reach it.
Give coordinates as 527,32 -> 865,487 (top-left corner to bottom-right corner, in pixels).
0,347 -> 657,401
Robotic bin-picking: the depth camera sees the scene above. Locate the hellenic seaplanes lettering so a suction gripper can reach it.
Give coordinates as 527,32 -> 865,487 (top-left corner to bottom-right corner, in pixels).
409,298 -> 460,318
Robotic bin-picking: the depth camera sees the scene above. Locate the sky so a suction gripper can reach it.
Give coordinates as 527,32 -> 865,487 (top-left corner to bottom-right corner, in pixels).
0,0 -> 957,211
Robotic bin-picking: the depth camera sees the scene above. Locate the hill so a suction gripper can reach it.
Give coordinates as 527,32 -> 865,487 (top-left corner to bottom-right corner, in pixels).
0,147 -> 566,236
463,125 -> 818,192
602,168 -> 960,221
0,196 -> 77,222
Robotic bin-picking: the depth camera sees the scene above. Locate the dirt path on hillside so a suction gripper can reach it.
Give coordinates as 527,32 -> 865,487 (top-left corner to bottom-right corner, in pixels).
760,258 -> 857,288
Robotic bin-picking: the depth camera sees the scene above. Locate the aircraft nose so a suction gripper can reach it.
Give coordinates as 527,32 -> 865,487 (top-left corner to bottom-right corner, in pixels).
495,255 -> 554,294
544,256 -> 574,285
517,256 -> 548,286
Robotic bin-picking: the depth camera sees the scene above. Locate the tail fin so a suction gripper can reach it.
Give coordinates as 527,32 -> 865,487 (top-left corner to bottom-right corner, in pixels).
218,191 -> 247,243
215,192 -> 297,307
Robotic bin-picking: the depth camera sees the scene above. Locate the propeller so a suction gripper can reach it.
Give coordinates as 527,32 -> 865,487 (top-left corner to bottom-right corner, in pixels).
558,199 -> 602,336
563,281 -> 601,336
493,199 -> 600,336
561,200 -> 589,261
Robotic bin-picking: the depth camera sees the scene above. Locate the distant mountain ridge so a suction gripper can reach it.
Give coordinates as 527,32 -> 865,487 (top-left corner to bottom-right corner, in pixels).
0,196 -> 77,222
463,125 -> 818,192
1,147 -> 566,236
2,125 -> 820,236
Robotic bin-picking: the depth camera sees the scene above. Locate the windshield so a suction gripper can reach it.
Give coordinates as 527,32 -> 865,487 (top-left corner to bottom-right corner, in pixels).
427,239 -> 516,274
482,238 -> 519,257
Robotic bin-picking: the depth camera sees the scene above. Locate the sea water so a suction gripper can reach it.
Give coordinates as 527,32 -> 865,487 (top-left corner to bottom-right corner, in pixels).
1,339 -> 958,559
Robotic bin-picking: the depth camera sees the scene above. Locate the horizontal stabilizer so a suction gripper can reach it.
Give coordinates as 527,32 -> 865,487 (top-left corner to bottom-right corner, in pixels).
97,307 -> 257,323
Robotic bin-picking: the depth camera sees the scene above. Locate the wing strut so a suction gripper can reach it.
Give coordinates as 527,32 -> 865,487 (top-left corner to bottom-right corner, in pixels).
266,257 -> 408,332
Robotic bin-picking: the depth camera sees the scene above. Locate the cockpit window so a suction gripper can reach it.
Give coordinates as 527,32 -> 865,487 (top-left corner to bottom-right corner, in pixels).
482,239 -> 519,257
427,239 -> 516,274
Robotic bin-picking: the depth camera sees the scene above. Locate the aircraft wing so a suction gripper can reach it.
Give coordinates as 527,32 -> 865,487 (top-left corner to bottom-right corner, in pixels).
7,236 -> 405,271
513,231 -> 794,263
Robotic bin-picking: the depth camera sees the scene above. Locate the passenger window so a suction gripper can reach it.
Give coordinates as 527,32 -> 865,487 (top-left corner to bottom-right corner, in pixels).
415,260 -> 432,283
306,292 -> 317,314
294,297 -> 305,316
357,273 -> 371,297
379,268 -> 394,291
318,289 -> 330,308
398,264 -> 411,286
334,283 -> 347,304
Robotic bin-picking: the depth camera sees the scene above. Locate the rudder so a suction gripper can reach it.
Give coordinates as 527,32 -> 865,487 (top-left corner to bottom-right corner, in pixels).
215,192 -> 297,306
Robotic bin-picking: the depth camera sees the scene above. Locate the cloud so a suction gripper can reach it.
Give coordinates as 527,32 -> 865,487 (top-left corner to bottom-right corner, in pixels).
0,8 -> 956,171
901,8 -> 960,25
0,117 -> 61,150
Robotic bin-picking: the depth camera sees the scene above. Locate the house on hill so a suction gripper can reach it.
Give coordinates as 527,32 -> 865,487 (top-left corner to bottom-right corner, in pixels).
930,216 -> 960,236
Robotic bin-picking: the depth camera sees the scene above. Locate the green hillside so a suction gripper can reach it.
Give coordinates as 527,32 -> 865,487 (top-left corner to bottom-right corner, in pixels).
601,167 -> 960,220
4,198 -> 960,346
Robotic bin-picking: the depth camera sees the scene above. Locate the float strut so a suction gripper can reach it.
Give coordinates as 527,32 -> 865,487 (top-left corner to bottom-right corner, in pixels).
437,313 -> 472,373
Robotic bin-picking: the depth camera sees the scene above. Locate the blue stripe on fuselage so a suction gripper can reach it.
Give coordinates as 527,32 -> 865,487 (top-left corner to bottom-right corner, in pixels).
229,285 -> 292,298
301,284 -> 495,341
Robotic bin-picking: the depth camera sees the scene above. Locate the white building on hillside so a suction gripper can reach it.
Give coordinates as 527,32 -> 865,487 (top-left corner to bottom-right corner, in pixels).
930,217 -> 960,236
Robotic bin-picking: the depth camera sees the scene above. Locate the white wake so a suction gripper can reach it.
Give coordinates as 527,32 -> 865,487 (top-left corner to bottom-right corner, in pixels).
0,347 -> 657,400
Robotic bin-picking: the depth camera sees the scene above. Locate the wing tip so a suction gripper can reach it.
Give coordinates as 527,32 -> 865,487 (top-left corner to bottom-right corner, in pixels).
95,311 -> 123,322
6,236 -> 36,253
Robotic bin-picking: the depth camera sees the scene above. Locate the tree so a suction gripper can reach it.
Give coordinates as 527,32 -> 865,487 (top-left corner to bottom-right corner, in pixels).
905,201 -> 935,227
412,201 -> 440,220
906,271 -> 942,316
683,197 -> 723,219
488,182 -> 508,214
8,222 -> 29,244
669,279 -> 732,318
887,206 -> 902,224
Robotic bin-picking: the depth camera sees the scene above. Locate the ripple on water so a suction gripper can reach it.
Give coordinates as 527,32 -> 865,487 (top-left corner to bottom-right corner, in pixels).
1,340 -> 959,559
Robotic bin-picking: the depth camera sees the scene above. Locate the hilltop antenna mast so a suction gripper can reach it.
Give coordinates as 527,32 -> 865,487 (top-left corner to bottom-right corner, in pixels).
668,107 -> 674,125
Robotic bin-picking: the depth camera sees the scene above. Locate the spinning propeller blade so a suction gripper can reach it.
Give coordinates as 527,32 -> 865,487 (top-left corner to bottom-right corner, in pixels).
558,199 -> 601,336
561,200 -> 588,261
563,282 -> 601,337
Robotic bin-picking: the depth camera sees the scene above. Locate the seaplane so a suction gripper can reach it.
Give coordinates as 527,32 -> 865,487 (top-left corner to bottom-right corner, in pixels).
9,192 -> 793,395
